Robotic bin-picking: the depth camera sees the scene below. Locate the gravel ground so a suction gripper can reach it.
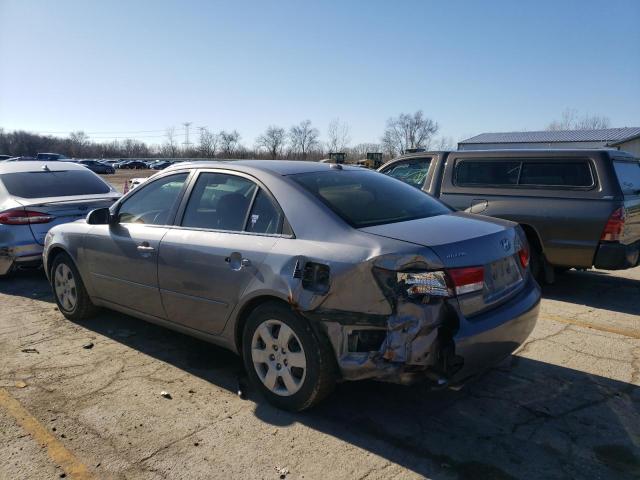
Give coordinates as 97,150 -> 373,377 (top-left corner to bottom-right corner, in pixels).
0,265 -> 638,479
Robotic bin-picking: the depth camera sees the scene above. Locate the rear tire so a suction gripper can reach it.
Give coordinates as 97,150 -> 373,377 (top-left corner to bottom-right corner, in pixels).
242,302 -> 337,411
51,253 -> 98,321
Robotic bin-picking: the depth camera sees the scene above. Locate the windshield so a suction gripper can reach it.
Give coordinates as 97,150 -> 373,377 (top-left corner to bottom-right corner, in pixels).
613,160 -> 640,195
291,169 -> 450,228
0,170 -> 112,198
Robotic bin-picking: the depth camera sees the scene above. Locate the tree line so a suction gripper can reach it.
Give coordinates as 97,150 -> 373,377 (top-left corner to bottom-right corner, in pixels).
0,108 -> 611,160
0,111 -> 455,161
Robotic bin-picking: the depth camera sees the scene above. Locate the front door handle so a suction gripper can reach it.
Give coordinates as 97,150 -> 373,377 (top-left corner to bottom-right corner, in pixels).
469,199 -> 488,214
137,242 -> 155,252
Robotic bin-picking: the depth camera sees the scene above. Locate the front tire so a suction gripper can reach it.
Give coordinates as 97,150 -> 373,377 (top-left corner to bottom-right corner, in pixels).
242,302 -> 337,411
51,253 -> 98,321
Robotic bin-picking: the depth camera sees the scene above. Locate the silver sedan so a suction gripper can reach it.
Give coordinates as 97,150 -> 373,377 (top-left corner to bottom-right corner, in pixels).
0,161 -> 120,277
43,161 -> 540,411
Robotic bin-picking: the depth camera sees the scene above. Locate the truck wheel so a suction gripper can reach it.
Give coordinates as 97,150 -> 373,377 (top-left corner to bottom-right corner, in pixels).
51,253 -> 98,321
242,302 -> 337,411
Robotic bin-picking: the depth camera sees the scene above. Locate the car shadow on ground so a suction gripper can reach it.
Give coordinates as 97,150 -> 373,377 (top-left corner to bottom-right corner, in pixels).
75,309 -> 640,479
542,268 -> 640,316
2,271 -> 639,479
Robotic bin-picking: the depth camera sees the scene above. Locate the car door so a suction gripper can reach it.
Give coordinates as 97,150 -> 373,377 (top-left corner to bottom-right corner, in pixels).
158,171 -> 283,334
380,157 -> 433,191
84,172 -> 190,318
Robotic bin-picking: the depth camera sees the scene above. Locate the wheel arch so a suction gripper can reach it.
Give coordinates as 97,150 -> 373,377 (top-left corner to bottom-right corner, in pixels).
233,295 -> 292,353
519,223 -> 543,255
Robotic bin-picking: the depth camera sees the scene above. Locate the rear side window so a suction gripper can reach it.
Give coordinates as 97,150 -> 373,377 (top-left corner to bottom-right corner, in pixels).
0,170 -> 111,198
519,162 -> 593,187
455,161 -> 521,186
454,159 -> 593,188
613,161 -> 640,195
382,158 -> 431,188
181,172 -> 257,231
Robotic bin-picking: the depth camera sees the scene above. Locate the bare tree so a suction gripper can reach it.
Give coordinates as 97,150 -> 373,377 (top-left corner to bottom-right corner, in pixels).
381,110 -> 439,156
219,130 -> 241,156
162,127 -> 179,158
289,120 -> 319,160
433,136 -> 455,150
256,126 -> 286,159
546,108 -> 611,130
69,131 -> 89,157
326,118 -> 351,152
198,128 -> 218,158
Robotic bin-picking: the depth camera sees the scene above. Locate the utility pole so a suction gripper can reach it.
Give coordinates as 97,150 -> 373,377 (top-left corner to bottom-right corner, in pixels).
182,122 -> 192,151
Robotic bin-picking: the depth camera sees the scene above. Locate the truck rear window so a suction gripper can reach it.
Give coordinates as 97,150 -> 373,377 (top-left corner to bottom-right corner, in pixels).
0,170 -> 111,198
291,169 -> 450,228
613,161 -> 640,195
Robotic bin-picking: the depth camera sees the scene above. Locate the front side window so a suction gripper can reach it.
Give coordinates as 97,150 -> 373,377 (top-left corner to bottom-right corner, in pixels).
383,158 -> 431,188
117,173 -> 188,225
292,169 -> 449,228
613,160 -> 640,195
455,161 -> 521,186
181,172 -> 257,231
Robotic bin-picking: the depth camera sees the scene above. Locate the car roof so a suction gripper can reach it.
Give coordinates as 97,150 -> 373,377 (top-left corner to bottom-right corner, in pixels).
164,159 -> 362,176
0,161 -> 88,174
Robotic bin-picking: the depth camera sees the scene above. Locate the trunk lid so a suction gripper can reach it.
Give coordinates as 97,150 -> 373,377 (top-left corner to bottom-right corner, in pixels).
16,194 -> 119,245
361,212 -> 527,315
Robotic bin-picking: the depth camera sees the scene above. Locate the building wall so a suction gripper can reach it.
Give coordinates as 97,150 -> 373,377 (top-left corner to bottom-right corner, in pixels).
617,138 -> 640,157
457,141 -> 609,150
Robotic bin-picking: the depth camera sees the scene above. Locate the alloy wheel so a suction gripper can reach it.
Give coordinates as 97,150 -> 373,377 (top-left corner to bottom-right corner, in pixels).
54,263 -> 77,312
251,319 -> 307,396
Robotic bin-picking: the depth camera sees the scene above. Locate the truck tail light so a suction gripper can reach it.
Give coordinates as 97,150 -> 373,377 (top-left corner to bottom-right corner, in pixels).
447,266 -> 485,295
0,209 -> 54,225
600,207 -> 625,242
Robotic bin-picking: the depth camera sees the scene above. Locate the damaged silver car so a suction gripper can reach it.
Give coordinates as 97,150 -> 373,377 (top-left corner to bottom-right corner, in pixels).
43,160 -> 540,411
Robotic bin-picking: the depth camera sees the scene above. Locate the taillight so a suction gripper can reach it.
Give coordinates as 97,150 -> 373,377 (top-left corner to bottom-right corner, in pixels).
518,245 -> 530,269
0,209 -> 55,225
601,207 -> 625,242
447,266 -> 485,295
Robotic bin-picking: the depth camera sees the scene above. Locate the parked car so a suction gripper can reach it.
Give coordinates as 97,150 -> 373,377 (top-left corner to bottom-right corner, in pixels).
0,161 -> 120,277
6,156 -> 36,162
43,161 -> 540,411
0,155 -> 11,161
379,149 -> 640,281
36,153 -> 68,161
150,160 -> 173,170
120,160 -> 148,170
113,160 -> 131,169
76,159 -> 116,174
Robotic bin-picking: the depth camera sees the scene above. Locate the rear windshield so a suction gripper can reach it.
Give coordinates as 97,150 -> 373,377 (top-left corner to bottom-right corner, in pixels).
291,169 -> 450,228
0,170 -> 111,198
613,161 -> 640,195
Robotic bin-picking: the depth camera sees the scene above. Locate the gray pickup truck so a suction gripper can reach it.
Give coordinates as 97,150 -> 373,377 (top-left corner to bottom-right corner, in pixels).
379,149 -> 640,281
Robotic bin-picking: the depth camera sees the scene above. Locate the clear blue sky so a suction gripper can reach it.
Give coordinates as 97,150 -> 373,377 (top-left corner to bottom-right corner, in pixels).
1,0 -> 638,146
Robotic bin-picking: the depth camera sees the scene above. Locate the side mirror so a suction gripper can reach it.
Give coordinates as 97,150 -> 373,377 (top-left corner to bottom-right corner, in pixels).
86,207 -> 112,225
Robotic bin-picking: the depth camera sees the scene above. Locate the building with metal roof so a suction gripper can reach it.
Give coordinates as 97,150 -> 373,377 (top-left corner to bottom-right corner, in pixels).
458,127 -> 640,156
